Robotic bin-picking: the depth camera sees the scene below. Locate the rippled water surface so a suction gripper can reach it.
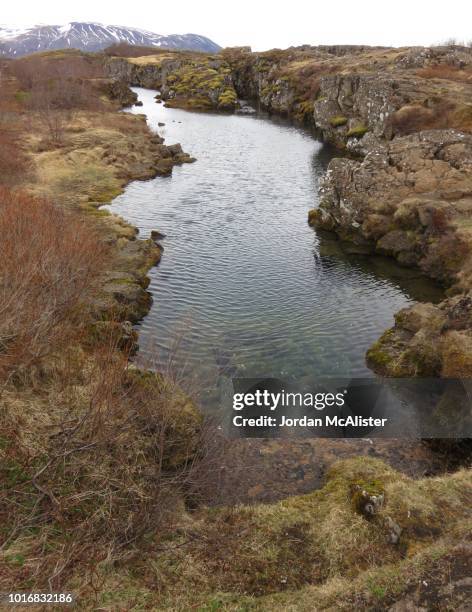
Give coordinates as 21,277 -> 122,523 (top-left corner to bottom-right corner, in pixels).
108,88 -> 443,408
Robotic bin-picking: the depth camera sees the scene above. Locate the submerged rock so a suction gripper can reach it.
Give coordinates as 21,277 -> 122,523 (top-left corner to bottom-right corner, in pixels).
151,229 -> 167,241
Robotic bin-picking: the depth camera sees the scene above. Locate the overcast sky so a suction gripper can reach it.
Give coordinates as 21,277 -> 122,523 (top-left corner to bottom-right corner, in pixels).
2,0 -> 471,51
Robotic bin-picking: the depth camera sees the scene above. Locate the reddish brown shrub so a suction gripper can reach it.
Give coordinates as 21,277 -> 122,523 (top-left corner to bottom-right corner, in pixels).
293,62 -> 341,102
0,188 -> 108,380
0,129 -> 30,185
11,53 -> 105,112
391,100 -> 455,136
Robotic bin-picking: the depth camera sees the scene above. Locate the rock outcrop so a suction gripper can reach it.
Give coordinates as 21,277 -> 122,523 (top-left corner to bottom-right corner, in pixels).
310,129 -> 472,376
105,53 -> 239,111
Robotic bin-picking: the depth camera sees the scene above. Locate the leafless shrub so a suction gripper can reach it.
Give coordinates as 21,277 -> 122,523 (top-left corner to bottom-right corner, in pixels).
0,188 -> 108,382
10,54 -> 105,144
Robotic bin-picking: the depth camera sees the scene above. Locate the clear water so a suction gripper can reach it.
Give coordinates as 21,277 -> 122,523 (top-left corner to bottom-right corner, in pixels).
107,87 -> 443,409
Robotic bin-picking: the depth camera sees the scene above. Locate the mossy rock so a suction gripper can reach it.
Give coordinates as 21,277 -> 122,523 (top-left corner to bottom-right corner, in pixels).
87,320 -> 138,353
350,480 -> 386,518
308,207 -> 336,231
366,328 -> 405,375
217,88 -> 238,110
155,158 -> 174,175
347,124 -> 369,138
329,115 -> 348,127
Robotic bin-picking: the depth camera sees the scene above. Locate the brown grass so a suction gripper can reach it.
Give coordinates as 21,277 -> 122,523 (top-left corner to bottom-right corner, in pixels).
0,336 -> 231,594
391,100 -> 455,135
417,64 -> 472,83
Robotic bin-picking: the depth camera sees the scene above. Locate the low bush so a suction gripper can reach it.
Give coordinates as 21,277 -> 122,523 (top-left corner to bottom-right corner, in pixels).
0,188 -> 108,381
104,43 -> 176,58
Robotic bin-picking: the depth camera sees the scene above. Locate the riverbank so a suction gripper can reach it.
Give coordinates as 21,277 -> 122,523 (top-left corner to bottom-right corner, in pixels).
1,46 -> 471,610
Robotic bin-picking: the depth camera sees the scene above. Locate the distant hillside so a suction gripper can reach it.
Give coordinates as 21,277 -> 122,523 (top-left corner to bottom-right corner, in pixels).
0,22 -> 221,57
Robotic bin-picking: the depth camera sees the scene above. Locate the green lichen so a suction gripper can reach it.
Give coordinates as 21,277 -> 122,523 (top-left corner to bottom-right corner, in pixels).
365,329 -> 397,371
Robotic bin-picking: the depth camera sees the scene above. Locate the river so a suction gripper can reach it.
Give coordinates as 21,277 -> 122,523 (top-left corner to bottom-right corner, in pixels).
107,87 -> 443,410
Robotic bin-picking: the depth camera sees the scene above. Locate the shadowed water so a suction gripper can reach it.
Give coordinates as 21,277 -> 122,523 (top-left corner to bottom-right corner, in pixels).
107,88 -> 443,409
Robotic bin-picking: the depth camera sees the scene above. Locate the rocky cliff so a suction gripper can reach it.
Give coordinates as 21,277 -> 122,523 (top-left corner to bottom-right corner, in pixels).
310,129 -> 472,376
105,52 -> 238,111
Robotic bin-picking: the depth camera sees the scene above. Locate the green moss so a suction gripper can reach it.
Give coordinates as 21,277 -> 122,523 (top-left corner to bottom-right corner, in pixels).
14,90 -> 30,104
296,100 -> 315,119
346,124 -> 369,138
218,88 -> 237,109
329,115 -> 348,127
307,208 -> 320,226
350,478 -> 385,516
366,341 -> 393,367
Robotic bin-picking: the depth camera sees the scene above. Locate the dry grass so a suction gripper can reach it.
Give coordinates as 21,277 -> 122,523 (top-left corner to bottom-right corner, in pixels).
417,64 -> 472,83
71,457 -> 472,610
0,339 -> 232,595
390,99 -> 472,135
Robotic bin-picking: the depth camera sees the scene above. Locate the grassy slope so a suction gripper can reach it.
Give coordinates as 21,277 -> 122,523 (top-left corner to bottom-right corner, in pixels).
77,457 -> 471,610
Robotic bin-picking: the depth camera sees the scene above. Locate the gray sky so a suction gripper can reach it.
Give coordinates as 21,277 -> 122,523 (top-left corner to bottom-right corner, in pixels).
2,0 -> 471,51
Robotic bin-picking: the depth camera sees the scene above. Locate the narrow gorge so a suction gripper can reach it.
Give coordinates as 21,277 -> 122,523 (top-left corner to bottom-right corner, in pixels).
105,43 -> 472,380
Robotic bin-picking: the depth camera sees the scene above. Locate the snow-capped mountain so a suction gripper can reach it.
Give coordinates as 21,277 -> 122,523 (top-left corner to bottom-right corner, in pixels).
0,22 -> 221,57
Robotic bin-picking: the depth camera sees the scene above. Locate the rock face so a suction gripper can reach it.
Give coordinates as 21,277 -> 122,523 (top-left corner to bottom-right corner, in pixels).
310,129 -> 472,376
223,44 -> 472,132
105,54 -> 238,111
313,74 -> 404,145
105,79 -> 139,108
